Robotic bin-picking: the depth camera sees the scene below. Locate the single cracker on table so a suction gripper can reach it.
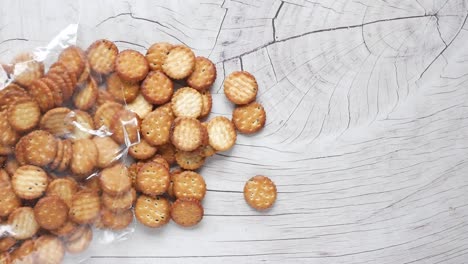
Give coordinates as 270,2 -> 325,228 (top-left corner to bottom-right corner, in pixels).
77,61 -> 91,86
65,224 -> 93,254
175,150 -> 205,170
7,207 -> 40,240
73,77 -> 98,111
110,108 -> 140,145
0,186 -> 21,217
102,188 -> 136,213
129,139 -> 158,160
71,138 -> 98,178
106,72 -> 140,103
141,108 -> 173,146
136,161 -> 170,196
115,49 -> 149,83
244,175 -> 277,210
11,53 -> 44,87
23,130 -> 57,166
172,171 -> 207,201
232,102 -> 266,134
171,198 -> 204,227
162,45 -> 195,79
86,39 -> 118,75
58,45 -> 86,79
71,109 -> 95,140
125,93 -> 153,119
40,107 -> 75,137
187,56 -> 217,91
94,101 -> 124,130
34,195 -> 69,230
146,42 -> 173,71
100,207 -> 134,230
99,163 -> 132,196
141,70 -> 173,105
93,136 -> 123,168
12,165 -> 48,200
135,195 -> 170,228
171,117 -> 204,151
46,177 -> 78,208
206,116 -> 237,152
224,71 -> 258,105
7,99 -> 41,133
69,190 -> 101,224
34,235 -> 65,264
171,87 -> 203,118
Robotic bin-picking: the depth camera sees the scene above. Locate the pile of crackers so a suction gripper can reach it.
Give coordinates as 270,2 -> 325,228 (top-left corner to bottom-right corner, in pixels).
0,40 -> 274,263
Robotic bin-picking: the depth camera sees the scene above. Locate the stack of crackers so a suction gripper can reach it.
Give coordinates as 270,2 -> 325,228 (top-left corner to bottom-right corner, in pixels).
0,39 -> 273,263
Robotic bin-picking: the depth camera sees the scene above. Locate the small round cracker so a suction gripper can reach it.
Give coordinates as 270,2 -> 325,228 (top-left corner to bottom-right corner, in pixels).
136,162 -> 170,196
12,165 -> 48,200
65,225 -> 93,254
141,109 -> 173,146
171,87 -> 203,118
135,195 -> 170,228
141,71 -> 173,105
172,171 -> 206,201
128,162 -> 144,190
106,72 -> 140,103
23,130 -> 57,166
232,102 -> 266,134
70,138 -> 98,178
71,110 -> 95,140
102,188 -> 136,213
125,93 -> 153,119
171,117 -> 204,151
149,154 -> 170,171
167,168 -> 183,199
34,196 -> 69,230
0,110 -> 20,147
86,39 -> 118,75
206,116 -> 236,152
94,102 -> 124,130
129,139 -> 157,160
48,68 -> 74,102
40,107 -> 75,137
171,198 -> 203,227
57,139 -> 72,172
101,208 -> 133,230
115,49 -> 149,82
46,177 -> 78,208
44,72 -> 67,104
199,90 -> 212,119
14,135 -> 28,165
11,53 -> 44,87
49,138 -> 64,170
224,71 -> 258,105
175,150 -> 205,170
187,57 -> 216,91
26,78 -> 55,112
73,77 -> 98,111
34,235 -> 65,264
244,175 -> 277,210
58,46 -> 86,78
146,42 -> 173,71
162,45 -> 195,79
110,109 -> 140,145
7,207 -> 40,240
157,143 -> 176,165
49,61 -> 77,94
7,99 -> 41,133
97,89 -> 116,106
69,190 -> 101,224
157,102 -> 175,119
0,186 -> 21,217
93,136 -> 122,168
99,163 -> 131,196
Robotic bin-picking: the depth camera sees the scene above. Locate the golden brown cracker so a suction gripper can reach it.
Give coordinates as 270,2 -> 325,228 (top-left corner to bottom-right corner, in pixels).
71,110 -> 95,140
65,225 -> 93,254
77,61 -> 91,86
0,110 -> 19,147
7,99 -> 41,133
93,136 -> 122,168
175,150 -> 205,170
23,130 -> 57,166
99,163 -> 131,196
115,49 -> 149,82
157,102 -> 175,119
146,42 -> 173,71
46,177 -> 78,208
171,198 -> 203,227
96,89 -> 116,106
44,72 -> 67,104
171,117 -> 204,151
244,175 -> 277,210
110,109 -> 140,145
224,71 -> 258,105
73,77 -> 98,111
86,39 -> 118,75
7,207 -> 40,240
125,93 -> 153,119
49,61 -> 77,93
162,45 -> 195,79
141,109 -> 173,146
232,102 -> 266,134
102,188 -> 136,213
199,90 -> 212,119
157,143 -> 176,165
69,190 -> 101,224
141,71 -> 173,104
34,235 -> 65,264
10,239 -> 35,264
12,165 -> 48,200
40,107 -> 75,137
106,72 -> 140,103
11,53 -> 44,87
187,56 -> 216,91
0,186 -> 21,217
50,220 -> 78,238
70,138 -> 98,178
26,78 -> 55,112
34,196 -> 69,230
14,135 -> 28,165
149,154 -> 170,171
136,162 -> 170,196
172,171 -> 206,201
58,46 -> 86,78
129,139 -> 157,160
206,116 -> 236,151
171,87 -> 203,118
57,139 -> 72,172
135,195 -> 170,228
49,138 -> 64,170
101,207 -> 133,231
93,102 -> 124,130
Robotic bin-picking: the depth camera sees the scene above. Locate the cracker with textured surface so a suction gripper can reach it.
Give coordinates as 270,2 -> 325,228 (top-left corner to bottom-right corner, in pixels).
93,136 -> 122,168
171,87 -> 203,118
173,171 -> 206,201
135,195 -> 170,228
171,198 -> 203,227
162,45 -> 195,79
224,71 -> 258,105
73,77 -> 98,111
171,117 -> 204,151
12,165 -> 48,199
46,177 -> 78,208
86,39 -> 118,75
34,196 -> 69,230
141,70 -> 173,105
244,175 -> 277,210
232,102 -> 266,134
7,99 -> 41,133
206,116 -> 237,151
69,190 -> 101,224
115,49 -> 149,82
40,107 -> 75,137
110,108 -> 140,145
146,42 -> 173,71
141,109 -> 173,146
70,138 -> 98,178
7,207 -> 40,240
106,72 -> 140,103
102,188 -> 136,213
136,162 -> 170,196
175,150 -> 205,170
129,139 -> 157,160
99,163 -> 131,196
125,93 -> 153,119
187,56 -> 216,91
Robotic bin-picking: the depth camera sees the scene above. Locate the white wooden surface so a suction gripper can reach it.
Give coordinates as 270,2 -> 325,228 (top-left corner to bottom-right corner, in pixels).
2,0 -> 468,263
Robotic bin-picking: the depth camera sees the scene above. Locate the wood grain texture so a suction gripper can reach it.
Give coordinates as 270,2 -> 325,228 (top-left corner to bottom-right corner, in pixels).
2,0 -> 468,263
